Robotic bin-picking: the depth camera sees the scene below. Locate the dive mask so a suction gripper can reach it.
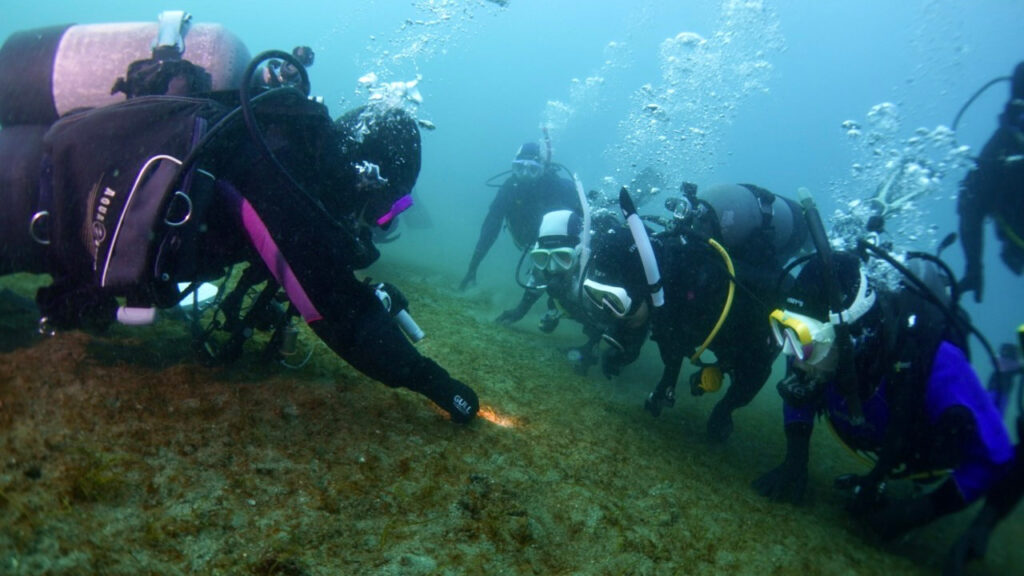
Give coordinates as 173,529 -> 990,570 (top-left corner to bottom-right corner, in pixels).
771,265 -> 877,367
512,159 -> 544,180
530,246 -> 577,272
769,309 -> 836,366
583,278 -> 633,318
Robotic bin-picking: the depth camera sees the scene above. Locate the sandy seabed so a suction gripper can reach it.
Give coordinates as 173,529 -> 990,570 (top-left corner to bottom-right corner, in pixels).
1,260 -> 1021,576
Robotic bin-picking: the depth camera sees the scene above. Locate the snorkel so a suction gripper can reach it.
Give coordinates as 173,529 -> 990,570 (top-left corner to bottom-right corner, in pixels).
797,186 -> 864,423
620,187 -> 664,307
576,174 -> 591,274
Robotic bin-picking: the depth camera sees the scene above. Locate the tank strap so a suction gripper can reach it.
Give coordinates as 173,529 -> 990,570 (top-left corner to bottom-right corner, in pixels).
739,183 -> 779,262
742,183 -> 777,231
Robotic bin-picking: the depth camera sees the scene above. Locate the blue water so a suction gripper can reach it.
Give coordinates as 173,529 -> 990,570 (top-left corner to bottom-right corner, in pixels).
5,2 -> 1019,342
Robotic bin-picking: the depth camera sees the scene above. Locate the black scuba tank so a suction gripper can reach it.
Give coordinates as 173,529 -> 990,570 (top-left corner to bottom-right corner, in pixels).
0,21 -> 250,127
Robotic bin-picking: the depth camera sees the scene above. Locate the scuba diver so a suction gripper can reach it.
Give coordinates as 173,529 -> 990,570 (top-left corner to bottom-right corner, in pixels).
584,182 -> 809,441
0,13 -> 479,423
496,209 -> 614,374
458,137 -> 584,316
751,206 -> 1014,541
957,61 -> 1024,302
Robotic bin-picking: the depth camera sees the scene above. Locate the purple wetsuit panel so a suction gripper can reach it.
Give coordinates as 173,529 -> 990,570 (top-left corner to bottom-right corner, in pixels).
925,341 -> 1014,501
234,194 -> 323,324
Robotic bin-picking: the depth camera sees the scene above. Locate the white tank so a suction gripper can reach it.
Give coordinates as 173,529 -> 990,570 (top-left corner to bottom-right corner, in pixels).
0,21 -> 250,127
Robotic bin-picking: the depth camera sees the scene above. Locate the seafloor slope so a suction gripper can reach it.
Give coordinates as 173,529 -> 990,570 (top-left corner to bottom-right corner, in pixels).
1,261 -> 1020,575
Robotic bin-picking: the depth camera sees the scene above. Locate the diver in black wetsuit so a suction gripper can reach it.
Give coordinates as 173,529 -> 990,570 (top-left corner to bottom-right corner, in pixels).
458,141 -> 582,322
496,209 -> 614,374
584,183 -> 807,441
0,39 -> 479,422
957,61 -> 1024,302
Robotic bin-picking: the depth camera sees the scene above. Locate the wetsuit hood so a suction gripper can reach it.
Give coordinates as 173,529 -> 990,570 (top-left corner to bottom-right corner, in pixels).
334,105 -> 422,223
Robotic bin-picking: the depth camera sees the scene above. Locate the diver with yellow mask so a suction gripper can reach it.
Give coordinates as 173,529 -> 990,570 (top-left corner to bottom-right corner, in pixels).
754,245 -> 1014,542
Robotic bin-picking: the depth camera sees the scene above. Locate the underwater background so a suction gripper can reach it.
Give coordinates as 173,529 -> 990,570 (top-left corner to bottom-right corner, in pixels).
1,1 -> 1023,574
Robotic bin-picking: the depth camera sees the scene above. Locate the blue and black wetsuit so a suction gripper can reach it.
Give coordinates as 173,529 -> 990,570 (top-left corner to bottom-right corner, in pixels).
784,339 -> 1014,505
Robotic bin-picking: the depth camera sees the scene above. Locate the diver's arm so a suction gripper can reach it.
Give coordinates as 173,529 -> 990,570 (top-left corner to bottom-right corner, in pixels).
308,298 -> 478,423
495,287 -> 542,325
235,191 -> 478,422
957,131 -> 1006,301
958,167 -> 987,300
467,186 -> 512,276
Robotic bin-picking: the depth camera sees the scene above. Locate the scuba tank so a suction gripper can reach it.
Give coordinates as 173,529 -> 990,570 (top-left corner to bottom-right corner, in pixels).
696,183 -> 810,264
0,14 -> 250,127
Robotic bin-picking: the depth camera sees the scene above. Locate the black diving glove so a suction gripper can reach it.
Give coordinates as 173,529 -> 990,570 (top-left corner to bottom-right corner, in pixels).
958,268 -> 983,303
538,309 -> 561,333
413,357 -> 479,423
495,304 -> 528,325
36,283 -> 119,332
706,401 -> 734,443
752,421 -> 811,504
459,253 -> 483,291
495,290 -> 541,325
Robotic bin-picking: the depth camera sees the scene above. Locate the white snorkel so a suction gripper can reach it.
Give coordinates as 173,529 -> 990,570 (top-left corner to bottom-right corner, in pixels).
574,173 -> 591,273
620,187 -> 664,307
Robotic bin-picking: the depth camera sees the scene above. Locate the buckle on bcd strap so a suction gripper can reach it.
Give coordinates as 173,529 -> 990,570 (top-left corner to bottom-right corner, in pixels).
29,211 -> 50,245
